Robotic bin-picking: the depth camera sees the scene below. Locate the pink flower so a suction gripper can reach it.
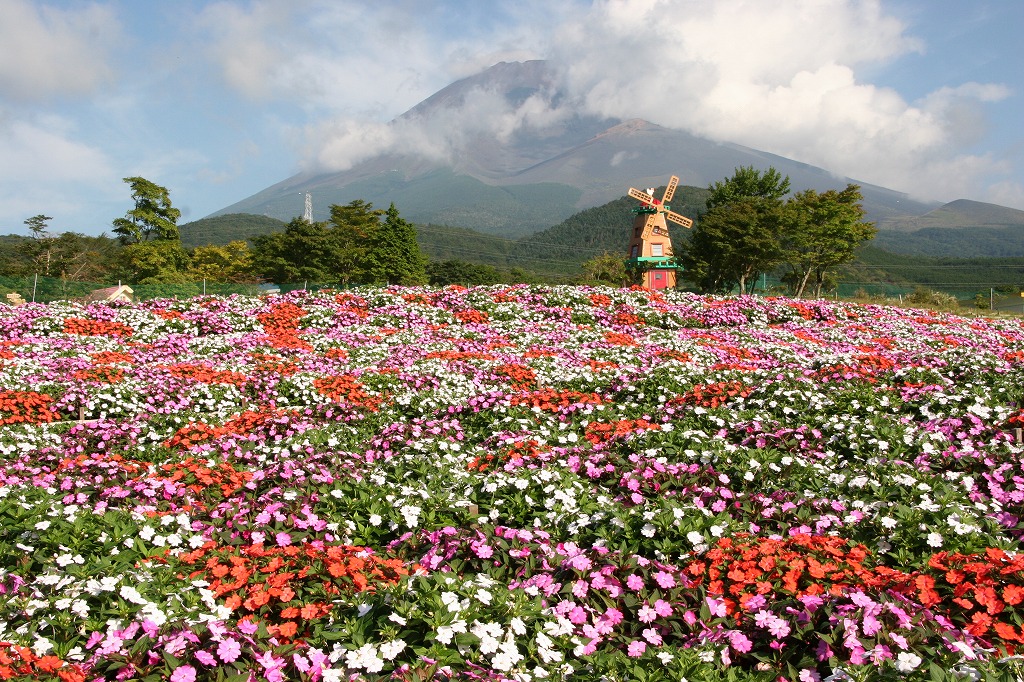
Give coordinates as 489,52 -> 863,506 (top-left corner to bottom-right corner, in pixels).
626,574 -> 644,590
642,628 -> 663,646
275,532 -> 292,546
217,638 -> 242,663
602,607 -> 624,625
799,670 -> 821,682
572,580 -> 588,598
568,606 -> 588,624
706,597 -> 726,618
653,571 -> 676,588
627,640 -> 646,657
638,604 -> 658,623
768,618 -> 791,638
194,650 -> 216,666
728,630 -> 753,653
653,599 -> 673,617
170,665 -> 197,682
238,620 -> 259,635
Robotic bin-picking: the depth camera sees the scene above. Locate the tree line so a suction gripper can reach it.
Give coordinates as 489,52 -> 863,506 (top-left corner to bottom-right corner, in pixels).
4,168 -> 880,296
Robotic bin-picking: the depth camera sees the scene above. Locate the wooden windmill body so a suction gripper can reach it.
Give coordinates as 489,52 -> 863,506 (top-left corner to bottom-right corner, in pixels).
625,176 -> 693,289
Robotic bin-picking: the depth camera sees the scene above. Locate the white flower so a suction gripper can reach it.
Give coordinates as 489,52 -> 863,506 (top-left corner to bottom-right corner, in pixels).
475,588 -> 493,605
880,517 -> 898,529
368,514 -> 382,526
894,652 -> 922,672
927,532 -> 943,548
641,523 -> 656,538
119,585 -> 148,605
379,639 -> 406,660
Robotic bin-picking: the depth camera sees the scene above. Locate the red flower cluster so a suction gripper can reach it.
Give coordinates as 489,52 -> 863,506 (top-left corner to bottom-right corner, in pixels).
494,363 -> 537,389
0,390 -> 59,425
0,642 -> 86,681
314,375 -> 382,410
72,366 -> 125,384
161,362 -> 249,386
584,418 -> 660,445
176,542 -> 421,642
668,381 -> 752,409
509,388 -> 603,412
454,309 -> 490,324
257,302 -> 310,351
62,317 -> 133,338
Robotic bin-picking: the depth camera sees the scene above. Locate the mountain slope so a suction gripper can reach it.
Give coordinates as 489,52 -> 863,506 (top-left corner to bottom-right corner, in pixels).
211,60 -> 942,236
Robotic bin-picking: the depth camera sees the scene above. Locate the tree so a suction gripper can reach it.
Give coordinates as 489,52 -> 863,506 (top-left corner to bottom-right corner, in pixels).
362,203 -> 427,285
113,240 -> 192,283
251,219 -> 334,284
680,166 -> 790,294
24,215 -> 52,239
112,177 -> 181,244
780,185 -> 877,298
427,259 -> 504,286
21,214 -> 56,275
328,200 -> 385,285
189,240 -> 258,283
580,252 -> 629,286
706,165 -> 790,209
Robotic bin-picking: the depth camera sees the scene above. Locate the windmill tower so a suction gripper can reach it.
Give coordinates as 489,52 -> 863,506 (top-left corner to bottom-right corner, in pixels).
625,176 -> 693,289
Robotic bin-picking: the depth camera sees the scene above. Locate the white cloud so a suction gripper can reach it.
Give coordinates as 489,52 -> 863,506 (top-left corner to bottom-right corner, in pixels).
0,0 -> 120,102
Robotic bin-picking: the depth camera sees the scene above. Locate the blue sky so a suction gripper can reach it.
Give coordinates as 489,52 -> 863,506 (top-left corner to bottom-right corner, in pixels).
0,0 -> 1021,236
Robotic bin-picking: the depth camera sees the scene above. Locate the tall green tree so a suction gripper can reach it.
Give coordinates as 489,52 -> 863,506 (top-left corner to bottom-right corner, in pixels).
363,203 -> 427,285
251,219 -> 334,284
112,177 -> 181,244
328,200 -> 385,285
21,214 -> 56,275
781,184 -> 876,297
580,252 -> 629,286
680,166 -> 790,294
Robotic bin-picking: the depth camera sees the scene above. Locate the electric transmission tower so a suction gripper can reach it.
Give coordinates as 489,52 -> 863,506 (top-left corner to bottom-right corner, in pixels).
303,193 -> 313,223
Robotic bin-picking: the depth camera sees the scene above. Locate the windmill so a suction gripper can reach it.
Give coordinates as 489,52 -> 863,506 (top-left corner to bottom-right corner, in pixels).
625,175 -> 693,290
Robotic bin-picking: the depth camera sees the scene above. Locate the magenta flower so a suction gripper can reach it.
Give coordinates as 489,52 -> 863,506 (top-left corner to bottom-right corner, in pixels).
568,606 -> 588,624
275,531 -> 292,546
625,574 -> 644,590
637,604 -> 658,623
602,607 -> 624,625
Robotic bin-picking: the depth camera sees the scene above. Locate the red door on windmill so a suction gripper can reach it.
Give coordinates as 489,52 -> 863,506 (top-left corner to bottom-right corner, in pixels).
625,176 -> 693,289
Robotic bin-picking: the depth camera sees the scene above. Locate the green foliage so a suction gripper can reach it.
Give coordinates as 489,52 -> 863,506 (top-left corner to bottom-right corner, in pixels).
112,176 -> 181,244
780,184 -> 877,297
179,213 -> 286,248
361,202 -> 428,285
113,240 -> 193,284
427,259 -> 505,286
188,240 -> 258,283
580,251 -> 630,286
706,165 -> 791,208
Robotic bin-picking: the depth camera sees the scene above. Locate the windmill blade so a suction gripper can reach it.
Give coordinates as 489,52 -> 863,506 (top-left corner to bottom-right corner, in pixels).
640,213 -> 657,240
628,187 -> 655,205
665,211 -> 693,228
662,176 -> 679,204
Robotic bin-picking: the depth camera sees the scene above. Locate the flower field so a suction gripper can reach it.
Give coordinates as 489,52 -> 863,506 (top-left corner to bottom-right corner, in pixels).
1,285 -> 1024,682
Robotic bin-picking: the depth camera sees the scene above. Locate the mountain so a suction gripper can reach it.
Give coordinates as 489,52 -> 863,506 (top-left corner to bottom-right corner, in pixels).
210,59 -> 942,236
873,200 -> 1024,257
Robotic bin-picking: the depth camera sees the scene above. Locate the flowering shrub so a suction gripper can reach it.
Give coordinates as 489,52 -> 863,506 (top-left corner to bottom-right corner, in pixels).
0,285 -> 1023,681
